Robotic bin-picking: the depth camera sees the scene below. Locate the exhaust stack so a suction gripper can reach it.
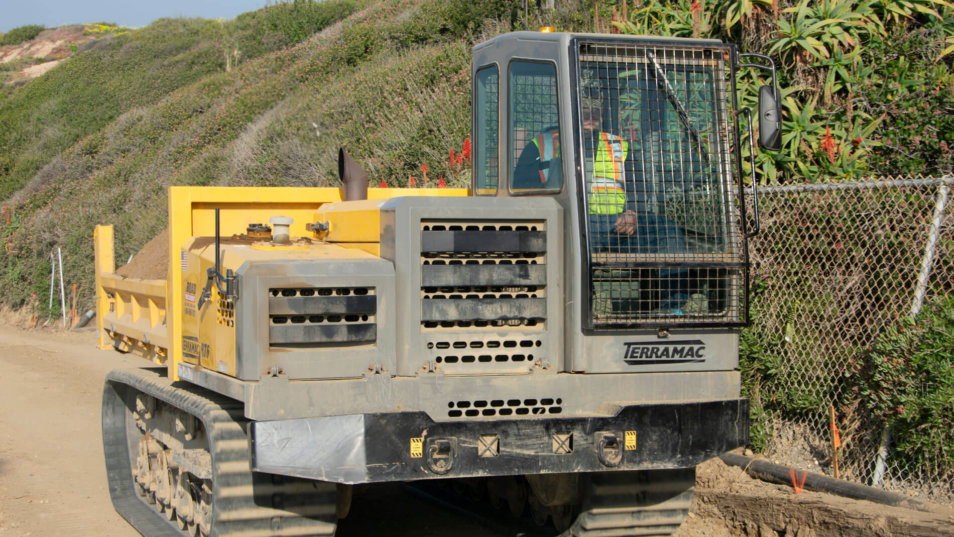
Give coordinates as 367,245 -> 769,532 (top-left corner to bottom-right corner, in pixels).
338,148 -> 369,202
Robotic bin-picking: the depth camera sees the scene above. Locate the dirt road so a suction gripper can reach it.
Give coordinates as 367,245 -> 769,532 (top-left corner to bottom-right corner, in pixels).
0,324 -> 140,537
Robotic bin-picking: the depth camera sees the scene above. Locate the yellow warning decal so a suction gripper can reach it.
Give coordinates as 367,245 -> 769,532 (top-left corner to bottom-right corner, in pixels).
410,437 -> 423,458
624,430 -> 637,451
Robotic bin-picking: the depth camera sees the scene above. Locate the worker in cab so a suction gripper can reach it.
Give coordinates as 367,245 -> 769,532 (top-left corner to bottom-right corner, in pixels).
583,97 -> 691,313
579,97 -> 687,260
512,127 -> 562,189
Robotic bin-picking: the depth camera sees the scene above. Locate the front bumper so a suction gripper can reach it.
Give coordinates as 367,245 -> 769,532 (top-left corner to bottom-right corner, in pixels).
250,399 -> 748,484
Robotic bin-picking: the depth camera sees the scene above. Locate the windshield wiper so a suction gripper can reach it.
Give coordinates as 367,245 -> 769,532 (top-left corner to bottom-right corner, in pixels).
646,51 -> 711,167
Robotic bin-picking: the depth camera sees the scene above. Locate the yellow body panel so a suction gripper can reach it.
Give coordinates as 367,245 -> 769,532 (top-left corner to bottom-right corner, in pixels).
315,199 -> 383,243
168,187 -> 336,380
367,187 -> 468,199
179,236 -> 381,376
94,225 -> 114,350
180,240 -> 237,375
315,189 -> 469,244
166,186 -> 468,380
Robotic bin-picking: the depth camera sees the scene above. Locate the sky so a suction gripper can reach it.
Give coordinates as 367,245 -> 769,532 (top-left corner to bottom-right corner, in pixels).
1,0 -> 274,34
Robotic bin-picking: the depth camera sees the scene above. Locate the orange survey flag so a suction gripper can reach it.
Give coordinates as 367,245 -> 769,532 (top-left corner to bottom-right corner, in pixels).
830,405 -> 842,448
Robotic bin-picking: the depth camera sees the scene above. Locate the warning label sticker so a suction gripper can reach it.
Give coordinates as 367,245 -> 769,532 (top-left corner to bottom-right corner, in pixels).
624,430 -> 637,451
410,437 -> 423,459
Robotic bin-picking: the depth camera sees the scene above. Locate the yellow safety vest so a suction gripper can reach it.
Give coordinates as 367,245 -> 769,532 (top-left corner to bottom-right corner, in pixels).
588,132 -> 628,215
530,130 -> 560,185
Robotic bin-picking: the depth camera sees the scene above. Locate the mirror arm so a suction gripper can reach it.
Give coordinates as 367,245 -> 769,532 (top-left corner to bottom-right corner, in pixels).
740,107 -> 760,238
738,53 -> 779,103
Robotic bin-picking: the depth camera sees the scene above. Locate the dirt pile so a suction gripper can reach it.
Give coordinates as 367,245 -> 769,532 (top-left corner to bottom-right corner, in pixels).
115,228 -> 169,280
676,457 -> 954,537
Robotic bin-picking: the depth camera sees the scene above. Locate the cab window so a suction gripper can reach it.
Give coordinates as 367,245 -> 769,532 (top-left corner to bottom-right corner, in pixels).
509,61 -> 561,192
474,65 -> 499,195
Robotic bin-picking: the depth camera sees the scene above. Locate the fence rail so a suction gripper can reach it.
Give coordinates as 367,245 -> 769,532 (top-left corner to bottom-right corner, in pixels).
743,175 -> 953,503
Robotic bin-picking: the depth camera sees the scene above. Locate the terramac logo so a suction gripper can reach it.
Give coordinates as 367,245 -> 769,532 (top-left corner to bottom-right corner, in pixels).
623,340 -> 706,365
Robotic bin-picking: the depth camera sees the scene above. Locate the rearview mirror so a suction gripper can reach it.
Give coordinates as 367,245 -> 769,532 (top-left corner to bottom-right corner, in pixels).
758,85 -> 781,151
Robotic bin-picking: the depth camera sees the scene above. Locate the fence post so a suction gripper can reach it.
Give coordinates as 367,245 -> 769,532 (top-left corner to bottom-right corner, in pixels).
910,182 -> 950,317
58,247 -> 67,328
872,180 -> 951,487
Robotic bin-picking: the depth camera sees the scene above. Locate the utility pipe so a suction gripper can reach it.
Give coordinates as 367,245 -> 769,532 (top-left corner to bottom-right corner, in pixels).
720,453 -> 932,513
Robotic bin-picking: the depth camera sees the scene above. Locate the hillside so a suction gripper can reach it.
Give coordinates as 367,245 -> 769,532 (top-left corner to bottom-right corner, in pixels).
0,0 -> 520,313
0,0 -> 951,316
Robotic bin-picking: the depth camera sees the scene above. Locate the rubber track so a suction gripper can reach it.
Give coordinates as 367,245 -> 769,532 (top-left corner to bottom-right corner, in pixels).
103,367 -> 337,537
562,469 -> 694,537
410,469 -> 694,537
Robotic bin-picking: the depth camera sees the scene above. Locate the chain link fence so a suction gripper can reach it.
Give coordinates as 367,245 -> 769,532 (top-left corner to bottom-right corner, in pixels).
743,176 -> 953,504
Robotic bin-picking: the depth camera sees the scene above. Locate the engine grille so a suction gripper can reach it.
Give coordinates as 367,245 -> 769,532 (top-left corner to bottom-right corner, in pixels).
268,287 -> 376,347
420,221 -> 547,330
419,220 -> 550,374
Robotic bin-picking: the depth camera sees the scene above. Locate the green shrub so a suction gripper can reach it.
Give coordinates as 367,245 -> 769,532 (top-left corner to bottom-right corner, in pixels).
337,24 -> 380,66
614,0 -> 954,183
739,280 -> 784,451
860,24 -> 954,176
439,0 -> 519,38
847,295 -> 954,475
262,0 -> 355,43
234,0 -> 357,57
0,25 -> 44,46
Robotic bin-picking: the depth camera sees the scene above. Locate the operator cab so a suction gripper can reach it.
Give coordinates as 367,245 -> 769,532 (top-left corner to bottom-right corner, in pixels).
471,31 -> 779,333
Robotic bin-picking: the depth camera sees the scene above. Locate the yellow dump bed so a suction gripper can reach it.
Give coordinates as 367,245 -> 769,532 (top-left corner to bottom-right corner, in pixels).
93,185 -> 468,371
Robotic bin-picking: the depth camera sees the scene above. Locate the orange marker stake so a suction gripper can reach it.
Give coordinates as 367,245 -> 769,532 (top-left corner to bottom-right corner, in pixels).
830,405 -> 842,479
70,283 -> 78,327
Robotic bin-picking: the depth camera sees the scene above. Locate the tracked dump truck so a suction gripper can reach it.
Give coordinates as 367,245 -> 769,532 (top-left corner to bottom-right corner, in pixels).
96,30 -> 781,536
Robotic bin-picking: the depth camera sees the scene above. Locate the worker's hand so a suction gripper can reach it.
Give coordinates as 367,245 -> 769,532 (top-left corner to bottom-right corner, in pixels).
614,210 -> 638,235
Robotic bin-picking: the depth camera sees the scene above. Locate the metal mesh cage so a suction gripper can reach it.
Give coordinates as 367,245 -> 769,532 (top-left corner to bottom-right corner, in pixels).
577,41 -> 744,328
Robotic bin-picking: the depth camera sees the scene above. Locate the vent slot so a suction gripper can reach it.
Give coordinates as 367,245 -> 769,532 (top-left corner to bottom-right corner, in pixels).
217,297 -> 235,328
269,287 -> 376,347
422,230 -> 545,254
421,221 -> 547,331
431,337 -> 543,366
447,397 -> 563,418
